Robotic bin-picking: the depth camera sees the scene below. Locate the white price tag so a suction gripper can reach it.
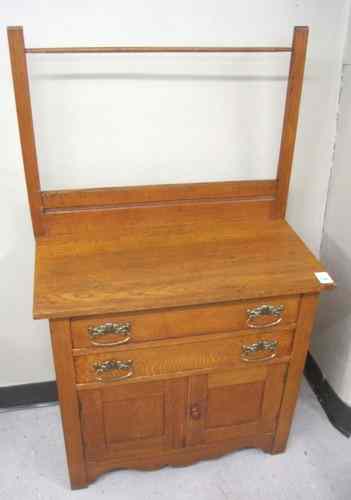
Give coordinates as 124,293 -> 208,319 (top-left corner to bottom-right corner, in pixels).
314,272 -> 334,285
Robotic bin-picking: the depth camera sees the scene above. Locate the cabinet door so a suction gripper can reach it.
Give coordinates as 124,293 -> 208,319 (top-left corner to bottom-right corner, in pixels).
186,364 -> 287,447
79,378 -> 186,460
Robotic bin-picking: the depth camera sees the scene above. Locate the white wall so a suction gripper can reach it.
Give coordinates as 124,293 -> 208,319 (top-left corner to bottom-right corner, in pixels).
30,52 -> 289,189
0,0 -> 349,386
311,16 -> 351,405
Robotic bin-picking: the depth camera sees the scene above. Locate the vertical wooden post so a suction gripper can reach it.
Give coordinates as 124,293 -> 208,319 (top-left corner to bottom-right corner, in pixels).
50,319 -> 88,489
7,26 -> 45,237
274,26 -> 309,219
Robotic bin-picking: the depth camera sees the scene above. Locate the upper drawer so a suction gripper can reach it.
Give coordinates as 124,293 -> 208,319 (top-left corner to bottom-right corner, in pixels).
71,295 -> 300,349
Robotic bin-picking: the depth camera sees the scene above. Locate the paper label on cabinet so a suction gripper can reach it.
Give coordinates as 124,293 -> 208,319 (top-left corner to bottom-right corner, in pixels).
314,272 -> 334,285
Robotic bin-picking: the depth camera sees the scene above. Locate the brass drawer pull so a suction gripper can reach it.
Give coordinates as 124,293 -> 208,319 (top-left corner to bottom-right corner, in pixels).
93,359 -> 134,382
241,340 -> 278,362
247,304 -> 284,329
88,322 -> 131,346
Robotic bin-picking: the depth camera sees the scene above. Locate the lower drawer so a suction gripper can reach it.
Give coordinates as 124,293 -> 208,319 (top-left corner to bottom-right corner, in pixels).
74,330 -> 293,385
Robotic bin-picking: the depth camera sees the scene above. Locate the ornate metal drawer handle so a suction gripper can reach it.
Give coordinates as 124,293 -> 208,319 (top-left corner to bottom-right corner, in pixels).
240,340 -> 278,362
88,322 -> 131,346
247,304 -> 284,329
93,359 -> 134,382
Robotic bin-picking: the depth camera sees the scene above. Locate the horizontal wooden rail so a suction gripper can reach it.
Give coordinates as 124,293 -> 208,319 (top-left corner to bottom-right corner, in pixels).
42,197 -> 277,237
41,180 -> 278,210
25,46 -> 291,54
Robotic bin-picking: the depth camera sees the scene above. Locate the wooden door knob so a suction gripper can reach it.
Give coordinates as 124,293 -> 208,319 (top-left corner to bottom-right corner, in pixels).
190,404 -> 201,420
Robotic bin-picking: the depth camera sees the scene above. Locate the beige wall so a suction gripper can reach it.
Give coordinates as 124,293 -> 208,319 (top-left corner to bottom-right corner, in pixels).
1,0 -> 349,386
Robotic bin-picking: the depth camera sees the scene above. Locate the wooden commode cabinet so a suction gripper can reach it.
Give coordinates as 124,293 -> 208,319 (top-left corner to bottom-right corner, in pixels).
8,25 -> 334,489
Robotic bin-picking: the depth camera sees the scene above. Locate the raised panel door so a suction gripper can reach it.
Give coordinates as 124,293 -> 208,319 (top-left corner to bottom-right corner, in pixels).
79,377 -> 187,460
186,364 -> 287,446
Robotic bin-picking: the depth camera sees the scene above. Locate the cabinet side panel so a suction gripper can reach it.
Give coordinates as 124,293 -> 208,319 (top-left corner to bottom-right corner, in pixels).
50,319 -> 87,489
272,293 -> 319,452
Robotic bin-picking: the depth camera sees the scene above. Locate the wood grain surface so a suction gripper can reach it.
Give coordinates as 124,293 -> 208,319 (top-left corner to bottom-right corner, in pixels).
85,433 -> 274,482
42,180 -> 277,209
34,219 -> 332,319
71,294 -> 299,349
49,319 -> 87,489
272,293 -> 319,452
7,27 -> 45,236
275,27 -> 308,218
74,330 -> 293,385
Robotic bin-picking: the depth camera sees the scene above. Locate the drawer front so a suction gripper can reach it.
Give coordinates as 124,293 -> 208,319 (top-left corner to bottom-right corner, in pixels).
74,330 -> 294,385
71,295 -> 300,349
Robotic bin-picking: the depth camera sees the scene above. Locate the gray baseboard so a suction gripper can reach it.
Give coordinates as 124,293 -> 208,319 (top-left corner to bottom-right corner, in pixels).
0,381 -> 57,409
304,352 -> 351,438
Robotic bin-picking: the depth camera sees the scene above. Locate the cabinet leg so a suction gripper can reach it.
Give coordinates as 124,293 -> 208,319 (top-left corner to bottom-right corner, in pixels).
50,319 -> 89,490
69,473 -> 89,490
271,294 -> 319,455
267,436 -> 288,455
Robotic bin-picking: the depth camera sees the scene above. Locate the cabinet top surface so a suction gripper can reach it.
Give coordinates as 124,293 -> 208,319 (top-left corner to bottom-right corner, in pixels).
33,219 -> 331,319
